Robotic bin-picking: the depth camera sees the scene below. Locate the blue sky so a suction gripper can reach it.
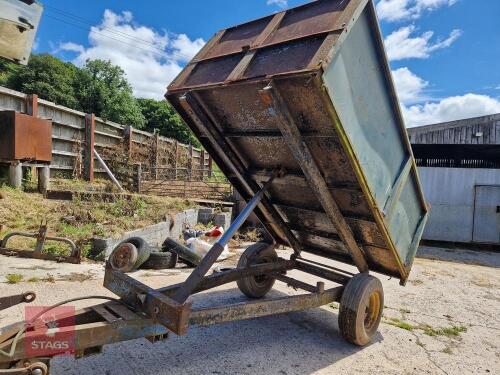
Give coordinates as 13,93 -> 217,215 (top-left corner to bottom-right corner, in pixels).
33,0 -> 500,127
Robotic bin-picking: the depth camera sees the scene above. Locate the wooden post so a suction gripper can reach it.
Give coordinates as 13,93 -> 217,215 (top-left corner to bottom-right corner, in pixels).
84,113 -> 95,182
188,144 -> 194,181
26,94 -> 38,117
154,131 -> 160,180
174,140 -> 179,179
149,131 -> 159,180
200,149 -> 205,180
208,155 -> 213,178
135,163 -> 142,193
125,125 -> 134,160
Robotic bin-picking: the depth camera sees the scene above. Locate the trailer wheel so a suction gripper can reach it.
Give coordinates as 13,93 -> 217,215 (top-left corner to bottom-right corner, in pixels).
338,273 -> 384,346
237,242 -> 277,298
141,251 -> 178,270
109,237 -> 151,272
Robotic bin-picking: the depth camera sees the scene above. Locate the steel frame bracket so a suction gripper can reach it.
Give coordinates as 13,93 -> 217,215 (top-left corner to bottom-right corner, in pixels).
103,267 -> 192,335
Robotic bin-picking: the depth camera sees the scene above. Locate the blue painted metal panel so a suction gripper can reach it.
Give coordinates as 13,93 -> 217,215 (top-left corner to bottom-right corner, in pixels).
322,4 -> 428,269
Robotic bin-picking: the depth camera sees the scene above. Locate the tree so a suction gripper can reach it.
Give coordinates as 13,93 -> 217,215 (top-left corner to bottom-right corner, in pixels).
74,59 -> 145,128
137,98 -> 200,146
4,54 -> 80,109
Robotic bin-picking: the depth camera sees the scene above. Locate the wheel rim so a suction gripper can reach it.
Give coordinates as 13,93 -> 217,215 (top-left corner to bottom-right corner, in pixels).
364,291 -> 381,331
111,243 -> 137,270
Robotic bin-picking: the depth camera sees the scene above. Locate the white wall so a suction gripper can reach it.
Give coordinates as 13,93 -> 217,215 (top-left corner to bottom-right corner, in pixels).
418,167 -> 500,242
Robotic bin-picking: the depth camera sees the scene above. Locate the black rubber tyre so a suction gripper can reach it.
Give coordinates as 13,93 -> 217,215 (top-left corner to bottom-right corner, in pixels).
236,242 -> 277,299
141,251 -> 178,270
338,273 -> 384,346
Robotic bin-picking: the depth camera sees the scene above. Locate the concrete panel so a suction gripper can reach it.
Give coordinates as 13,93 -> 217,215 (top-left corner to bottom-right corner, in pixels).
418,167 -> 500,243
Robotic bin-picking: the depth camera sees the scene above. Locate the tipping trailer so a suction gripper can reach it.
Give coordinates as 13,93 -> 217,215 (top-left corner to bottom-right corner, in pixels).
0,0 -> 428,373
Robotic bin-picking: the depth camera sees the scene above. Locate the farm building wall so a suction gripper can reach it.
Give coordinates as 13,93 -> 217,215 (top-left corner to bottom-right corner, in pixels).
418,167 -> 500,244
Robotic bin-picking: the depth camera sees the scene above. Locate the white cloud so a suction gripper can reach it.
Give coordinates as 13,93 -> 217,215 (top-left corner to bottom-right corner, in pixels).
390,67 -> 500,127
58,10 -> 205,99
267,0 -> 288,8
58,42 -> 85,54
385,25 -> 461,61
392,67 -> 429,103
402,94 -> 500,127
376,0 -> 457,22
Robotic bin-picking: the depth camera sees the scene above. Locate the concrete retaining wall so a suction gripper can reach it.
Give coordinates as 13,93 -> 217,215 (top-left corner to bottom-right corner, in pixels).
95,207 -> 233,257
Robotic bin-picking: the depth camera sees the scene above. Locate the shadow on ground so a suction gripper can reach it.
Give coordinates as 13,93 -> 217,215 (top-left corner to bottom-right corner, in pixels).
417,246 -> 500,268
52,288 -> 380,375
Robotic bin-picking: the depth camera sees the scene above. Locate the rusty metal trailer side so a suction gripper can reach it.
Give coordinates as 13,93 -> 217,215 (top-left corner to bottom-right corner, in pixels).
166,0 -> 428,284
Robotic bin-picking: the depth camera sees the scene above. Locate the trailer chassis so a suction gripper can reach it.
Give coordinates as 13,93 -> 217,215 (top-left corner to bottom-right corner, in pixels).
0,169 -> 381,374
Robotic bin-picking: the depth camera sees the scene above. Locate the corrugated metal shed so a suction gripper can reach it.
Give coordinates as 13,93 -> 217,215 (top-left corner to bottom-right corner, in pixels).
407,113 -> 500,145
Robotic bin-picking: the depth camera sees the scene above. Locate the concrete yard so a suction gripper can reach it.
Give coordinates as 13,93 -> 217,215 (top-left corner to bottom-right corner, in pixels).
0,246 -> 498,375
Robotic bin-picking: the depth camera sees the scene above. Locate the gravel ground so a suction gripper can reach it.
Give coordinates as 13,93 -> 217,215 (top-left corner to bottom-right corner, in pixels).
0,246 -> 498,375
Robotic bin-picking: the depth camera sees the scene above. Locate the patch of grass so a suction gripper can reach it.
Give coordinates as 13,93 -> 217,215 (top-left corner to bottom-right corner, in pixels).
27,277 -> 40,283
440,326 -> 467,338
420,324 -> 468,338
386,317 -> 417,331
6,274 -> 23,284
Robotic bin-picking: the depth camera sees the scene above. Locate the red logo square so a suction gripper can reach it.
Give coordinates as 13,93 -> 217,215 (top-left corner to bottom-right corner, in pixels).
24,306 -> 76,357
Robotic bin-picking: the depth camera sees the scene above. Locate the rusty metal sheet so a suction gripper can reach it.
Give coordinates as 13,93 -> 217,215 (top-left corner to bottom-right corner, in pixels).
262,0 -> 350,46
0,111 -> 52,162
202,17 -> 272,60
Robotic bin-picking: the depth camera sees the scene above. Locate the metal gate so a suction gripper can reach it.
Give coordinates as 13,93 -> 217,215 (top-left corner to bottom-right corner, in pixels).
472,185 -> 500,243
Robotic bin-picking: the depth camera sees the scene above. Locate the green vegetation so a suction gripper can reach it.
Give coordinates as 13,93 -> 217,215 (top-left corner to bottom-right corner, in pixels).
421,324 -> 467,338
0,54 -> 197,144
6,274 -> 23,284
27,277 -> 40,283
0,183 -> 196,259
383,316 -> 468,338
138,98 -> 200,146
386,317 -> 416,331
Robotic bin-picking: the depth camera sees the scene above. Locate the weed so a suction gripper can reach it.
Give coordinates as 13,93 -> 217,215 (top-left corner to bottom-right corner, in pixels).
329,303 -> 339,310
386,317 -> 416,331
27,277 -> 40,283
6,274 -> 23,284
440,326 -> 467,337
421,324 -> 467,338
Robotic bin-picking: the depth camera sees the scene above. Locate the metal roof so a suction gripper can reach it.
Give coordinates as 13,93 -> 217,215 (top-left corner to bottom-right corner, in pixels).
407,113 -> 500,145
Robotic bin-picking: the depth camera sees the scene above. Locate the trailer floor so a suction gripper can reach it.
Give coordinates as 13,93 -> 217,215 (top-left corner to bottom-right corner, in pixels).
0,246 -> 498,375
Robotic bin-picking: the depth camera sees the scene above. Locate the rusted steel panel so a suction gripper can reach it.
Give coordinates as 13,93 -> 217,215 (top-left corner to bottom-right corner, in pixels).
0,111 -> 52,161
166,0 -> 428,283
